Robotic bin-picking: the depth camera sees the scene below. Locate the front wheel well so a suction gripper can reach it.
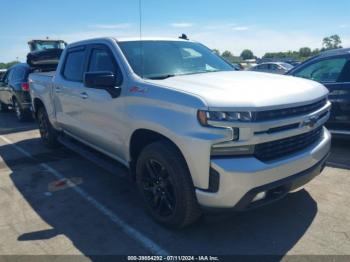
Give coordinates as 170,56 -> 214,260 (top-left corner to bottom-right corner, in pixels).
129,129 -> 188,175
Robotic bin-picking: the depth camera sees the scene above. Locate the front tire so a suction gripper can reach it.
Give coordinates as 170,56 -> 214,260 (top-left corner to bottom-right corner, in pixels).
136,140 -> 202,228
37,106 -> 59,148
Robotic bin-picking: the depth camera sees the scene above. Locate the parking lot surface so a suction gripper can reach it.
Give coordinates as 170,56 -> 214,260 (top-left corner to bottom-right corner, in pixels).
0,113 -> 349,258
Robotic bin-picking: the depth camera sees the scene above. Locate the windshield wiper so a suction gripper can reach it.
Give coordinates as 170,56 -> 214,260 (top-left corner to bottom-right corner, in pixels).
147,74 -> 176,80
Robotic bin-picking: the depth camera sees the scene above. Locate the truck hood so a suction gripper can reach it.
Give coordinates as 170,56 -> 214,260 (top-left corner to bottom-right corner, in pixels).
146,71 -> 329,110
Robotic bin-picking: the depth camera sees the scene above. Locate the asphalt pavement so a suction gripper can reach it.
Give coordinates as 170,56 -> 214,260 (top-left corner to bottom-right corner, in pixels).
0,112 -> 349,260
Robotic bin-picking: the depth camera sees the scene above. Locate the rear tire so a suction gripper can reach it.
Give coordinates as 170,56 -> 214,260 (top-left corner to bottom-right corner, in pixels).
136,140 -> 202,228
37,106 -> 59,148
13,99 -> 31,121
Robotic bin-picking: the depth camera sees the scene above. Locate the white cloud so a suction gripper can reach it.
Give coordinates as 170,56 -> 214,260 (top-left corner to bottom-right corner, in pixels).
91,23 -> 132,29
232,26 -> 249,31
4,23 -> 350,62
190,29 -> 350,57
170,22 -> 194,28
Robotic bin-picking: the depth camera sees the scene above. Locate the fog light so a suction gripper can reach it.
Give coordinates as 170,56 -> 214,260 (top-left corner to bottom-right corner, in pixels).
210,145 -> 254,156
252,191 -> 266,202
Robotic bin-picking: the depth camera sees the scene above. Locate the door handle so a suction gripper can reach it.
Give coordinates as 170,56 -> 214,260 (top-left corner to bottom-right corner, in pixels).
55,87 -> 62,93
80,92 -> 88,99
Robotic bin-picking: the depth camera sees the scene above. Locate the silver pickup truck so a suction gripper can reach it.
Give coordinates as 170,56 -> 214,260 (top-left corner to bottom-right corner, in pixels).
29,37 -> 331,228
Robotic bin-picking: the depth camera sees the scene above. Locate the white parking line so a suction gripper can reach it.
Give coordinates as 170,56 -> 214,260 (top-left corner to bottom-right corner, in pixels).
0,135 -> 169,256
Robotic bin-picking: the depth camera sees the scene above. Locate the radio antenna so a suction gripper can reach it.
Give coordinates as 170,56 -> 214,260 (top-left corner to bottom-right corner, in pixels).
139,0 -> 144,78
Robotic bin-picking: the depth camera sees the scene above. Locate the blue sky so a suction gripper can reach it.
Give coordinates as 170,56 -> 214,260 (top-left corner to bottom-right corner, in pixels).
1,0 -> 350,62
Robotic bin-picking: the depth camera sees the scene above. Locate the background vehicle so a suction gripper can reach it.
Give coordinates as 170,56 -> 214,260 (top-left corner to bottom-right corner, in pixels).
288,48 -> 350,135
231,63 -> 242,71
249,62 -> 294,74
0,63 -> 32,121
30,37 -> 331,228
28,39 -> 67,52
0,69 -> 6,80
27,39 -> 67,71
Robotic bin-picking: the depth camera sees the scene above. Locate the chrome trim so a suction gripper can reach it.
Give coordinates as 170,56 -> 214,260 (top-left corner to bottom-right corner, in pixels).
210,101 -> 331,147
208,101 -> 331,130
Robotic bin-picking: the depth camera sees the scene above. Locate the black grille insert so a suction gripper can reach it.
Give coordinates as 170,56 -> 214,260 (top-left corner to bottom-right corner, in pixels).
255,127 -> 323,161
254,99 -> 327,122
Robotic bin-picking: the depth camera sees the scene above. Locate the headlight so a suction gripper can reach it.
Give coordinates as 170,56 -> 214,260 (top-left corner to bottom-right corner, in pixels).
197,110 -> 253,126
197,110 -> 242,141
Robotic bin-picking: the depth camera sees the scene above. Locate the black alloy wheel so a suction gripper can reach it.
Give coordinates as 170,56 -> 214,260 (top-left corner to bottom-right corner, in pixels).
136,140 -> 202,228
141,158 -> 176,217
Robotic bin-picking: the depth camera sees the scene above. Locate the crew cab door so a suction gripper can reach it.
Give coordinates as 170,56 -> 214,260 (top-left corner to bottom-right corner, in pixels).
291,54 -> 350,131
77,44 -> 126,160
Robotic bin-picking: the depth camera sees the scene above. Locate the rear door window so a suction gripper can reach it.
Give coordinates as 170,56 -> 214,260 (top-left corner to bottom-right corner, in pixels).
256,64 -> 267,70
62,49 -> 86,82
295,57 -> 347,83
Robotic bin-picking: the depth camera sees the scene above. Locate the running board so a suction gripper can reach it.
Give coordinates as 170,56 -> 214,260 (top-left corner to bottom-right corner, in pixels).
57,135 -> 129,178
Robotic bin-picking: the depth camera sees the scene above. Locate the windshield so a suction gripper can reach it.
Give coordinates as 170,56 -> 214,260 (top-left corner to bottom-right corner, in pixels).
118,40 -> 234,79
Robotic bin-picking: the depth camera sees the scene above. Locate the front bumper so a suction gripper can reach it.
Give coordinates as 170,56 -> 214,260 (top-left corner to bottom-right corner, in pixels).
196,127 -> 331,209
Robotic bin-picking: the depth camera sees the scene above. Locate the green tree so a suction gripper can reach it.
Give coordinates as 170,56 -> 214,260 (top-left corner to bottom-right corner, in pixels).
0,61 -> 19,69
240,49 -> 254,60
212,49 -> 220,56
299,47 -> 312,57
221,50 -> 235,63
322,35 -> 342,50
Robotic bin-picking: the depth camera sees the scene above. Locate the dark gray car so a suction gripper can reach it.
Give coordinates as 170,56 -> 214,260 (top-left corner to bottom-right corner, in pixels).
250,62 -> 294,74
0,63 -> 32,121
287,48 -> 350,136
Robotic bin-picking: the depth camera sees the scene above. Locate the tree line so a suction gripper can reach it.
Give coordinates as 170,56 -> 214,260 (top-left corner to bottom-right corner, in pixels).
0,61 -> 19,70
215,34 -> 343,64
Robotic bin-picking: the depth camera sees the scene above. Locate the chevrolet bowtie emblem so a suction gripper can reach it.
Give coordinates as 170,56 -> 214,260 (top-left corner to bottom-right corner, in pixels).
302,115 -> 318,128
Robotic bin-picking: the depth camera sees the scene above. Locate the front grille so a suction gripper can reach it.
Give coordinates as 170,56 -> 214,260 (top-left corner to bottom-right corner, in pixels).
254,99 -> 327,122
255,127 -> 323,161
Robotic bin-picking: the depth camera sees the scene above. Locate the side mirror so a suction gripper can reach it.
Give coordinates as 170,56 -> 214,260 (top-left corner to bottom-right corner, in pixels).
84,71 -> 121,98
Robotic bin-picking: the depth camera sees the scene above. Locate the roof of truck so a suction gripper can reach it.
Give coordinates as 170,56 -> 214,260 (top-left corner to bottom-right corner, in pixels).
116,37 -> 192,42
67,36 -> 194,48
